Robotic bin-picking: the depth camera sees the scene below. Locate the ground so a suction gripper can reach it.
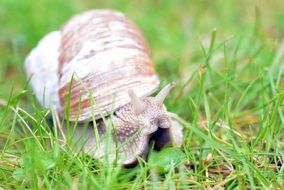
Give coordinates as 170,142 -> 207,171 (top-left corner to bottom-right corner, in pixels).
0,0 -> 283,189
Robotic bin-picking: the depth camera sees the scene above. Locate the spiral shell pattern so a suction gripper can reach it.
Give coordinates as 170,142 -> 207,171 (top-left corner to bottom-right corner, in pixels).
25,10 -> 160,121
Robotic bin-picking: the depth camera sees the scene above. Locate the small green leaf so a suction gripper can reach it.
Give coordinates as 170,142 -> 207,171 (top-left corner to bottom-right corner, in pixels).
148,147 -> 185,173
39,153 -> 55,170
12,168 -> 25,181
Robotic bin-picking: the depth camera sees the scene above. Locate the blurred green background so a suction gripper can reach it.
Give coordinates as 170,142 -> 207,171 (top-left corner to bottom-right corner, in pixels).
1,0 -> 284,100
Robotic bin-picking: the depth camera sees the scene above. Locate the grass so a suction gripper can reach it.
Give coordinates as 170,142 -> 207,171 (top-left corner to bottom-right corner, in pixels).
0,0 -> 284,189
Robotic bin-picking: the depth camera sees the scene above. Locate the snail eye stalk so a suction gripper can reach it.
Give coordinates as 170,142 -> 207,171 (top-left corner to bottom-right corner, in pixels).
128,89 -> 146,115
155,82 -> 176,106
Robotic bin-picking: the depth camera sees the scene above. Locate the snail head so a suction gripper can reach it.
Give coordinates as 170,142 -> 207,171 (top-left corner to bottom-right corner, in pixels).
128,82 -> 176,135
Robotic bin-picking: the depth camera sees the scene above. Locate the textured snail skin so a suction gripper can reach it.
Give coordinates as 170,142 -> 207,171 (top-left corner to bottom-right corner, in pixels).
69,97 -> 183,165
25,9 -> 183,166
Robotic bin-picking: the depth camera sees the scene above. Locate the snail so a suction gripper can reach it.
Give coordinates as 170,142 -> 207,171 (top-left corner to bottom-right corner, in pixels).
24,9 -> 183,166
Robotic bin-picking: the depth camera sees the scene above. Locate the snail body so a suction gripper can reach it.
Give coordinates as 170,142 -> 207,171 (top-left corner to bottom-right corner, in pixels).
25,9 -> 182,165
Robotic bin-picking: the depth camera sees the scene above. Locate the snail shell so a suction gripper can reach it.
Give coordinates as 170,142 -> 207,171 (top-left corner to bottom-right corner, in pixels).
25,9 -> 182,165
25,10 -> 159,121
